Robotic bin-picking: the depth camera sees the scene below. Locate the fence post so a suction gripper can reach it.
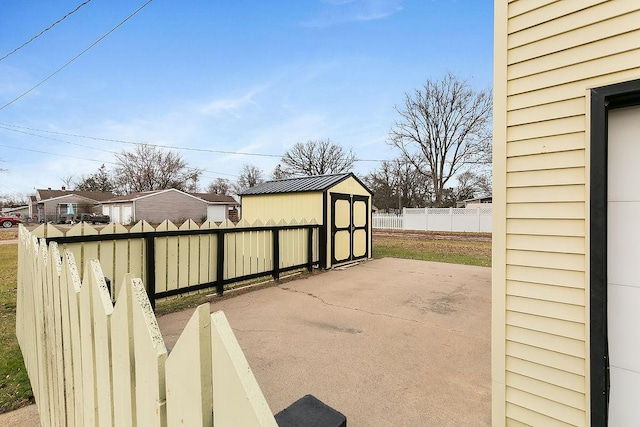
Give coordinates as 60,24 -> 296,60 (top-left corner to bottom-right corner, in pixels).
272,229 -> 280,281
145,236 -> 156,309
450,207 -> 453,232
216,230 -> 225,296
306,228 -> 314,273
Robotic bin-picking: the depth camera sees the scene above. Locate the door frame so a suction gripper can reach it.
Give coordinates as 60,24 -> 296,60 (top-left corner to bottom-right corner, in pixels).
590,78 -> 640,426
329,193 -> 370,266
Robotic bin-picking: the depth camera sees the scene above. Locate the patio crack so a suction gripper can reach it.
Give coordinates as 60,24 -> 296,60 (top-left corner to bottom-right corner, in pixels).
278,286 -> 422,324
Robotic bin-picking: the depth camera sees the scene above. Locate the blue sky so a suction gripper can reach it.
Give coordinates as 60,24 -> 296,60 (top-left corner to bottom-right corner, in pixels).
0,0 -> 493,197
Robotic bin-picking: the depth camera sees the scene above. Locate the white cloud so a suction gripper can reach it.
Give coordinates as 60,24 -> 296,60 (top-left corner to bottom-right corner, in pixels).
199,86 -> 267,117
302,0 -> 403,27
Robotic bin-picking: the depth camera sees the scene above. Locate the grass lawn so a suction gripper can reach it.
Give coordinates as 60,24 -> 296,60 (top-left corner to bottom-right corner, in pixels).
0,243 -> 33,413
372,230 -> 492,267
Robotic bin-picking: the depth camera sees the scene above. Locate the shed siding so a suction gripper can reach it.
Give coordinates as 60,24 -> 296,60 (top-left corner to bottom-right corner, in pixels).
494,1 -> 640,425
240,193 -> 323,224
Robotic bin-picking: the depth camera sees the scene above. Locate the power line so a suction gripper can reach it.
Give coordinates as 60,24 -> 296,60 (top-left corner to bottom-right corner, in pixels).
0,122 -> 389,162
0,124 -> 117,154
0,143 -> 117,165
0,0 -> 155,112
0,0 -> 93,62
0,122 -> 282,158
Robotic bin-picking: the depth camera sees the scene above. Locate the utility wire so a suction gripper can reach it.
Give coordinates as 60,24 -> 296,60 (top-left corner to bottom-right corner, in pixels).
0,0 -> 93,62
0,0 -> 154,112
0,122 -> 388,162
0,143 -> 118,165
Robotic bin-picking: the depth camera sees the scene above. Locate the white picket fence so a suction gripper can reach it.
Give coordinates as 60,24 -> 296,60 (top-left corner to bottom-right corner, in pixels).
16,225 -> 277,426
373,207 -> 492,232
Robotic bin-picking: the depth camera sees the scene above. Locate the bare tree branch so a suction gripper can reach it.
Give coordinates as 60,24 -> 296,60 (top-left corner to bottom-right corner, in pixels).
281,139 -> 356,176
388,73 -> 492,206
113,144 -> 202,194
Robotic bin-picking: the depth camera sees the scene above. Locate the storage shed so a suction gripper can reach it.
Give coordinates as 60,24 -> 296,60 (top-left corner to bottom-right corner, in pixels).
240,173 -> 373,269
493,2 -> 640,425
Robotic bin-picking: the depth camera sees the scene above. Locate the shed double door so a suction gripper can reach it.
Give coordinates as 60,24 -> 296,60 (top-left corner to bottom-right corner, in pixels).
331,193 -> 368,265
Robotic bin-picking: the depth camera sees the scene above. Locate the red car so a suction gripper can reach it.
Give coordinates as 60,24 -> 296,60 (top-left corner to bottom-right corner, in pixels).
0,216 -> 21,228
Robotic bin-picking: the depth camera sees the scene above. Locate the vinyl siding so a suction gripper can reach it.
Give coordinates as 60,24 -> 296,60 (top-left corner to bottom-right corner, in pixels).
240,192 -> 323,224
135,191 -> 207,224
494,1 -> 640,425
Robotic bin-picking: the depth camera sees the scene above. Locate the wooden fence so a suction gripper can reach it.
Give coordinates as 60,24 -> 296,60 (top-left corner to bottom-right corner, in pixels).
16,225 -> 278,426
31,218 -> 321,307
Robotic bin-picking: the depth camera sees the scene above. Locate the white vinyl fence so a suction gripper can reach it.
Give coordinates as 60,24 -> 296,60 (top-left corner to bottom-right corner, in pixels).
373,207 -> 492,232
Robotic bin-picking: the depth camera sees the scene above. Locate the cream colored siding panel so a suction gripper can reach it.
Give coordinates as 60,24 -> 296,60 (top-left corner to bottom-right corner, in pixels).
506,234 -> 584,254
506,168 -> 584,188
508,1 -> 600,34
509,11 -> 640,64
506,265 -> 584,289
507,371 -> 586,411
507,280 -> 584,306
506,203 -> 585,220
507,150 -> 584,171
509,29 -> 640,79
507,356 -> 586,393
506,387 -> 585,426
507,296 -> 584,323
506,98 -> 584,126
506,185 -> 584,203
506,250 -> 584,271
508,50 -> 640,96
507,313 -> 585,343
507,69 -> 640,110
506,404 -> 573,427
506,325 -> 584,358
507,340 -> 585,376
507,1 -> 637,48
329,176 -> 372,197
241,193 -> 323,224
506,133 -> 585,157
507,116 -> 584,141
506,218 -> 585,236
508,0 -> 557,19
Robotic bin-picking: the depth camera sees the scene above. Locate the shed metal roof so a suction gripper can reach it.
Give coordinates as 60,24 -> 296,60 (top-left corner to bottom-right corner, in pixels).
239,173 -> 357,195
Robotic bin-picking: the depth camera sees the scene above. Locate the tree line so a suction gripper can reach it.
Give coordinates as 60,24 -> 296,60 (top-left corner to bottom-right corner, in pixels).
1,73 -> 492,210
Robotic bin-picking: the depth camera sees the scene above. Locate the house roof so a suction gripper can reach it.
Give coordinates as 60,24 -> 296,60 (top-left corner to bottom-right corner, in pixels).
36,189 -> 115,202
104,188 -> 239,205
240,173 -> 367,196
191,193 -> 239,205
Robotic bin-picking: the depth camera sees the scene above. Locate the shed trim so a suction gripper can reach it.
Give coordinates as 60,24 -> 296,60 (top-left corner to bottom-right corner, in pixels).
239,173 -> 372,196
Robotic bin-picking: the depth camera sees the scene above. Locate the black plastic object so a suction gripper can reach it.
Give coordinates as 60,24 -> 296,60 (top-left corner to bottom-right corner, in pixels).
275,394 -> 346,427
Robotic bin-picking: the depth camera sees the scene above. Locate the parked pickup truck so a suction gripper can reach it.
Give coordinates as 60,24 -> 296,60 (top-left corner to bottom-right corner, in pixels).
72,213 -> 111,224
0,216 -> 21,228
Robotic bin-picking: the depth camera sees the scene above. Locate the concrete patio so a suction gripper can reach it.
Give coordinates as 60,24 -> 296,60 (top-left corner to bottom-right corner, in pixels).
159,257 -> 492,426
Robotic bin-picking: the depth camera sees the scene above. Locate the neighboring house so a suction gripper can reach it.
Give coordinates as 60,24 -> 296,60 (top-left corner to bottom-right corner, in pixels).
1,205 -> 29,219
240,173 -> 373,269
494,2 -> 640,425
100,189 -> 239,224
31,188 -> 115,223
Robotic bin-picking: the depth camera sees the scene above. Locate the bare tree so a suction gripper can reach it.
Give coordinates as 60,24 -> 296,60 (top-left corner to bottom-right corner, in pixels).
234,164 -> 264,193
113,144 -> 202,194
389,73 -> 492,206
453,170 -> 491,202
74,164 -> 115,193
365,158 -> 432,211
281,139 -> 356,176
207,177 -> 231,195
271,163 -> 291,180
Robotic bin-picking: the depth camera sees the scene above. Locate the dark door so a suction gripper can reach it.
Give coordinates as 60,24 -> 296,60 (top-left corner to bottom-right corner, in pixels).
331,193 -> 369,265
